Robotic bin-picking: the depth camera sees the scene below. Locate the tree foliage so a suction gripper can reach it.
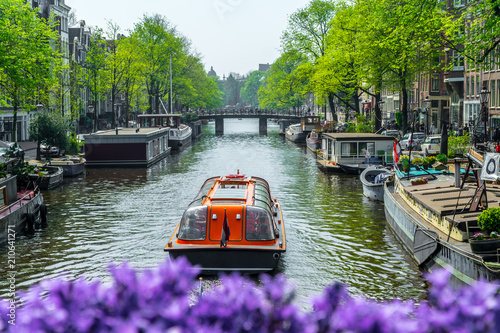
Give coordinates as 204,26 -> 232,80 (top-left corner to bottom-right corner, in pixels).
240,71 -> 265,107
29,111 -> 69,159
0,0 -> 62,141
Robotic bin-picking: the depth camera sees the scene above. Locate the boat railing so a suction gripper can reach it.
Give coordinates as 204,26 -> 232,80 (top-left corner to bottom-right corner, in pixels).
0,185 -> 40,216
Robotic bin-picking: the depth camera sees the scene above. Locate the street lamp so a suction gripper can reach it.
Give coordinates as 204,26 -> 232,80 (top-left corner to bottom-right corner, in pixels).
88,105 -> 94,133
423,96 -> 431,136
378,100 -> 385,128
480,86 -> 491,147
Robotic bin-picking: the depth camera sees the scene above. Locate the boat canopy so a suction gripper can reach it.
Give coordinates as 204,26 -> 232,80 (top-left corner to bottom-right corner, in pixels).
177,174 -> 277,242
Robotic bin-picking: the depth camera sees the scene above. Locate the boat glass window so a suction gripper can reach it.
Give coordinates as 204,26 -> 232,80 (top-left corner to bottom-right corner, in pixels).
245,206 -> 275,241
358,142 -> 375,156
189,177 -> 218,207
177,206 -> 208,241
341,142 -> 357,156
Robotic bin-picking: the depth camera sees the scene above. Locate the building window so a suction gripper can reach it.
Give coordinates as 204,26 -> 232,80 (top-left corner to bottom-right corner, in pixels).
466,76 -> 470,97
492,80 -> 496,107
476,75 -> 480,95
471,76 -> 474,96
453,0 -> 465,7
452,51 -> 464,70
431,75 -> 440,92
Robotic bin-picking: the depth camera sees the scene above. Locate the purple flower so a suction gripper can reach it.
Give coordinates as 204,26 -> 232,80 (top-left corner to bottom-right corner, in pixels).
1,259 -> 499,332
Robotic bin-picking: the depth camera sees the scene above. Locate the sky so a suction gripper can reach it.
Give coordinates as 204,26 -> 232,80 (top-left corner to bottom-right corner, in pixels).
67,0 -> 312,77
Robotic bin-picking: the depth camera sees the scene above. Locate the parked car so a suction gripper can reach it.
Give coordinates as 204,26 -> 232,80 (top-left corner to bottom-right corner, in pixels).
422,136 -> 441,155
40,145 -> 64,157
0,141 -> 24,163
399,132 -> 426,150
381,130 -> 401,139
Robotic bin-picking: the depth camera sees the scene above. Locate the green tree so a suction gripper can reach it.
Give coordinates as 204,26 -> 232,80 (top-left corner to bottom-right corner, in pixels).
0,0 -> 62,141
132,14 -> 184,113
281,0 -> 338,118
115,34 -> 146,126
443,0 -> 500,69
29,111 -> 69,160
105,21 -> 126,126
83,28 -> 109,132
258,52 -> 310,110
241,71 -> 265,107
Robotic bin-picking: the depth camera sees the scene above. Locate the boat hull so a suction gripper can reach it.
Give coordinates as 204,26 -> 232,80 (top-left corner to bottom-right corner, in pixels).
38,166 -> 63,190
60,163 -> 85,177
360,167 -> 390,202
168,247 -> 284,274
383,181 -> 500,287
285,131 -> 306,143
306,138 -> 321,152
169,126 -> 192,150
0,189 -> 44,245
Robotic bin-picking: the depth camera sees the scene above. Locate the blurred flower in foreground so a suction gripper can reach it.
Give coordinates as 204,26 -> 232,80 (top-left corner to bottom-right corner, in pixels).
1,258 -> 499,332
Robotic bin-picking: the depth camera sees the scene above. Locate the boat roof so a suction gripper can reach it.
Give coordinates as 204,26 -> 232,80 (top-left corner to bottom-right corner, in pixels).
322,132 -> 395,141
189,174 -> 272,208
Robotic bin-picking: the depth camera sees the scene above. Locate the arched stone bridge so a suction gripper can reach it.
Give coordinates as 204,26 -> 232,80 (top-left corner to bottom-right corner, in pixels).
197,110 -> 303,135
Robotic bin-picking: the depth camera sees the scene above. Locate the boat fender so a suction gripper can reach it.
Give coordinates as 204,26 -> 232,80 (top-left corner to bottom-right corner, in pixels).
40,203 -> 48,227
273,253 -> 280,260
26,213 -> 35,233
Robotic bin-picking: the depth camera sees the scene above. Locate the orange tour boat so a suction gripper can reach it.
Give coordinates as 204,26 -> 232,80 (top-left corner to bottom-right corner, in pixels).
164,172 -> 286,273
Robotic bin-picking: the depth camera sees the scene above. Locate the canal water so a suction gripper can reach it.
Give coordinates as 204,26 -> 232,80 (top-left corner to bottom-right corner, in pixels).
0,119 -> 428,306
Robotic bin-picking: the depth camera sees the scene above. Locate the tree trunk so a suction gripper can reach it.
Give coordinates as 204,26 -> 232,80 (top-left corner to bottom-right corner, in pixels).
400,70 -> 408,134
36,139 -> 41,161
328,92 -> 337,122
12,102 -> 18,143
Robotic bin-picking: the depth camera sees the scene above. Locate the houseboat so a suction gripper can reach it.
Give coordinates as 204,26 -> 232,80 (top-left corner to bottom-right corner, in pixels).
164,173 -> 286,273
384,150 -> 500,287
317,133 -> 395,173
84,128 -> 171,167
138,114 -> 192,150
285,116 -> 321,143
0,174 -> 46,244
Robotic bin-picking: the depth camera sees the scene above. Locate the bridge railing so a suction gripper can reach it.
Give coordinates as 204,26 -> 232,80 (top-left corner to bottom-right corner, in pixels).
198,109 -> 306,117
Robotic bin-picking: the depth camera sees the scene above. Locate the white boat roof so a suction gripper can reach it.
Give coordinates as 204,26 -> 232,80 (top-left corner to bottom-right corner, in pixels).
323,133 -> 395,141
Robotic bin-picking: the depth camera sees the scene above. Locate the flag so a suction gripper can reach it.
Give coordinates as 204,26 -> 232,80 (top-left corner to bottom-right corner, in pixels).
220,209 -> 230,247
393,140 -> 400,164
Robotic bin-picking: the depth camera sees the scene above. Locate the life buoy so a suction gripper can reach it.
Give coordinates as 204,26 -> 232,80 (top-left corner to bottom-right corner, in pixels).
40,204 -> 48,227
26,213 -> 35,233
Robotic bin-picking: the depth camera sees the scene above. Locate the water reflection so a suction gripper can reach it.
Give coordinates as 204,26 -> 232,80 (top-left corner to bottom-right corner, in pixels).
0,119 -> 427,305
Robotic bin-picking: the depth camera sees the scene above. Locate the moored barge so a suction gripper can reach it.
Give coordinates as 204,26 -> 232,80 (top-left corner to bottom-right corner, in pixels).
164,173 -> 286,273
384,155 -> 500,287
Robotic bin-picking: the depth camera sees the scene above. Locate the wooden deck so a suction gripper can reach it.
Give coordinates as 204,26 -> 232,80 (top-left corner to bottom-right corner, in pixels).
401,176 -> 500,235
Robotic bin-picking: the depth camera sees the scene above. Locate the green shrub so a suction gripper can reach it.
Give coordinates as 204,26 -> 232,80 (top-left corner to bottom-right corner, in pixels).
478,207 -> 500,233
436,153 -> 448,163
448,133 -> 470,157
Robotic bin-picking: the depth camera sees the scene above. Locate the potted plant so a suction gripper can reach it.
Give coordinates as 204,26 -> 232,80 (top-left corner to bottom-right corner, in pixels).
402,156 -> 410,172
411,177 -> 428,185
422,157 -> 431,170
470,208 -> 500,253
427,156 -> 437,165
412,157 -> 422,166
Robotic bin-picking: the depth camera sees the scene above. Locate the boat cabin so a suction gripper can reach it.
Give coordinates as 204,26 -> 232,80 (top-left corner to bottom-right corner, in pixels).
300,116 -> 321,132
319,133 -> 395,165
174,175 -> 279,245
